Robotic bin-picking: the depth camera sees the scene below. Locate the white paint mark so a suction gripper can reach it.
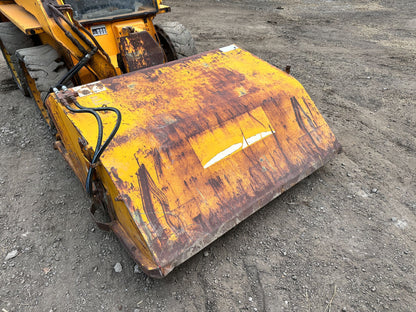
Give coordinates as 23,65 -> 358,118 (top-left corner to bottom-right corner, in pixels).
204,143 -> 242,169
219,45 -> 238,53
204,130 -> 275,169
246,131 -> 275,146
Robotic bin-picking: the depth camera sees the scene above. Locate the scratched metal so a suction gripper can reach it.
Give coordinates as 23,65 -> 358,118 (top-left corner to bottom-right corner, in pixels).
119,31 -> 164,72
54,46 -> 341,277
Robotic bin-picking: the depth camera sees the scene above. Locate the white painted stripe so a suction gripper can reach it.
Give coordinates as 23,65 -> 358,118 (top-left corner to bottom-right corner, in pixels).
219,45 -> 238,53
203,130 -> 275,169
203,143 -> 242,169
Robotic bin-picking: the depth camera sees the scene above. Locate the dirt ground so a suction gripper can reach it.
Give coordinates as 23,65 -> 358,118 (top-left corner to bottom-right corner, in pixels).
1,0 -> 415,311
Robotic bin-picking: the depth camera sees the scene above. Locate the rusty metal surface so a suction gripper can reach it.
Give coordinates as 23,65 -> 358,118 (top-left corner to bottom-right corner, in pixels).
55,46 -> 340,276
119,31 -> 164,72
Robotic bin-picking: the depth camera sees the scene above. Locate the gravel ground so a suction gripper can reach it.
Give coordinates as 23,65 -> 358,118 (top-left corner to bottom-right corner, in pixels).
1,0 -> 415,311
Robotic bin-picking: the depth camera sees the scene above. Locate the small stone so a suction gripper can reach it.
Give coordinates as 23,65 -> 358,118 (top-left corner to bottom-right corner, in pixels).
396,220 -> 408,229
134,309 -> 140,312
114,262 -> 123,273
134,264 -> 141,274
391,217 -> 398,222
5,250 -> 18,261
292,275 -> 297,280
248,297 -> 253,302
203,251 -> 209,257
342,307 -> 347,312
357,190 -> 368,198
371,188 -> 378,194
371,286 -> 376,292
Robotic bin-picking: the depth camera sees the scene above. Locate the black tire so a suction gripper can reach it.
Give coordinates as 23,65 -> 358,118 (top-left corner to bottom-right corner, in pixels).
16,45 -> 69,126
0,22 -> 35,96
16,45 -> 69,101
155,21 -> 197,61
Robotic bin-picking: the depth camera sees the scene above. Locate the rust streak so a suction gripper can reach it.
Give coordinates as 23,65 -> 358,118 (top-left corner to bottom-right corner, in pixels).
152,148 -> 163,179
291,97 -> 323,154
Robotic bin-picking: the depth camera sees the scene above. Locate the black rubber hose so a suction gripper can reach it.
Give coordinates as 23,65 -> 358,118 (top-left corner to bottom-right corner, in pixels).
64,102 -> 104,195
88,107 -> 122,160
56,47 -> 97,88
64,105 -> 104,155
49,4 -> 95,50
70,98 -> 121,195
52,15 -> 89,55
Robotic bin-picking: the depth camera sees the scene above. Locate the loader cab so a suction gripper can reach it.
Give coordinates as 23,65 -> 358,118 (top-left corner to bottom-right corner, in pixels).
64,0 -> 160,22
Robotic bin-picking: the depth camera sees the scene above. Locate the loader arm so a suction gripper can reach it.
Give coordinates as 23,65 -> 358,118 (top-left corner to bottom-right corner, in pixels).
14,0 -> 116,80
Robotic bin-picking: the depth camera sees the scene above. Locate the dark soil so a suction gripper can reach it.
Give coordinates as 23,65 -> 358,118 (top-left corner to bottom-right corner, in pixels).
1,0 -> 415,311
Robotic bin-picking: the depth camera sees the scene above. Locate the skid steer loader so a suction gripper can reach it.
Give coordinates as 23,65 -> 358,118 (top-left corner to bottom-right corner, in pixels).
0,0 -> 341,277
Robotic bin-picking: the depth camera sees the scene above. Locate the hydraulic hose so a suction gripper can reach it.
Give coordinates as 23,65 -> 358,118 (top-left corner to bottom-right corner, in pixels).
47,3 -> 122,194
56,87 -> 121,195
74,101 -> 121,195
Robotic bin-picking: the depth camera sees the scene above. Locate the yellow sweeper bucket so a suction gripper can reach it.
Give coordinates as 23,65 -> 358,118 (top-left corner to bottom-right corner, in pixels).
46,45 -> 341,277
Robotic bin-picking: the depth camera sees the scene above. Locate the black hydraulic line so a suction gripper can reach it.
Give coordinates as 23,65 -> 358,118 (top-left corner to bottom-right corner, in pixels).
46,4 -> 121,194
63,105 -> 103,155
88,107 -> 122,160
58,88 -> 121,195
62,102 -> 104,195
48,4 -> 95,50
84,106 -> 121,195
57,47 -> 97,87
52,15 -> 88,55
50,3 -> 113,68
45,4 -> 116,102
43,47 -> 98,103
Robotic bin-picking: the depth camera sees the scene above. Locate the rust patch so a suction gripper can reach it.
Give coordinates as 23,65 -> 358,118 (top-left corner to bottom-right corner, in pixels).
291,97 -> 323,154
119,31 -> 164,72
56,47 -> 341,276
135,154 -> 186,239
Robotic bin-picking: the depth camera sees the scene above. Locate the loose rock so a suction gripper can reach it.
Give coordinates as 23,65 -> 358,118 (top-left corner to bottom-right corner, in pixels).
114,262 -> 123,273
5,250 -> 18,261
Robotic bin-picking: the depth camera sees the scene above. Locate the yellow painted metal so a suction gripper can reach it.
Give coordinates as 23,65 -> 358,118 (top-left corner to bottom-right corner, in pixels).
80,18 -> 159,73
46,46 -> 341,277
0,36 -> 22,88
0,3 -> 43,34
158,4 -> 170,13
14,0 -> 117,80
2,0 -> 168,87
